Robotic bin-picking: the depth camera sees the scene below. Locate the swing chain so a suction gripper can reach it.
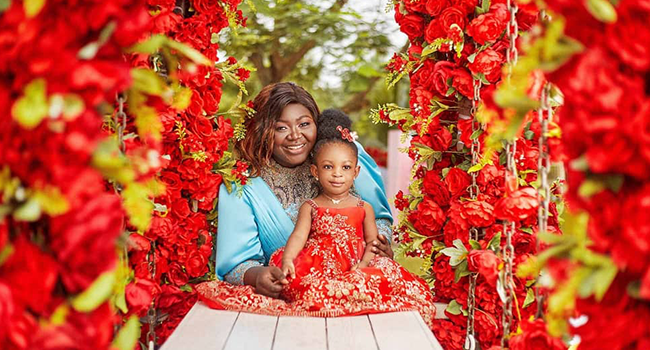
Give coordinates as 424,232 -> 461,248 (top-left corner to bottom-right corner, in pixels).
506,0 -> 519,70
146,241 -> 157,350
115,94 -> 127,154
535,83 -> 552,319
464,77 -> 482,350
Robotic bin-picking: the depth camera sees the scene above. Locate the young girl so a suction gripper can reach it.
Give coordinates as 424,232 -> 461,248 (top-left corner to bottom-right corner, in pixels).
271,110 -> 382,300
197,110 -> 436,324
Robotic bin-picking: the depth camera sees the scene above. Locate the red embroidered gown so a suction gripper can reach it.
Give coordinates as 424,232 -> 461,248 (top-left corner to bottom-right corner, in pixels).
196,199 -> 436,327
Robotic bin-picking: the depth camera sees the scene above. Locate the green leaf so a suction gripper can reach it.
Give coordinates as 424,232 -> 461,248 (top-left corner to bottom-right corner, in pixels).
0,243 -> 14,266
358,64 -> 382,78
12,78 -> 48,129
172,86 -> 193,110
487,233 -> 501,252
167,40 -> 212,66
14,198 -> 42,222
71,269 -> 117,312
122,182 -> 154,232
131,68 -> 167,97
454,259 -> 471,282
586,0 -> 618,23
446,300 -> 463,315
111,316 -> 141,350
523,288 -> 535,308
469,240 -> 481,250
0,0 -> 12,14
24,0 -> 45,17
592,264 -> 618,301
475,0 -> 491,15
180,284 -> 193,292
470,128 -> 483,140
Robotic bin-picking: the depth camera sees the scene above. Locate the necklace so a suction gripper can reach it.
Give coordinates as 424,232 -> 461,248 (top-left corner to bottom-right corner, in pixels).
323,193 -> 350,205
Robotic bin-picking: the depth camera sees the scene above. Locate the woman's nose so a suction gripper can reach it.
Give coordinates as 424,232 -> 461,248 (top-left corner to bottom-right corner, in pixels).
288,127 -> 301,140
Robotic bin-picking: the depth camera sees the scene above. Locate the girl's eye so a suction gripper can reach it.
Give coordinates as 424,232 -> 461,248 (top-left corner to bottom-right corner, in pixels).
343,165 -> 351,170
323,165 -> 332,169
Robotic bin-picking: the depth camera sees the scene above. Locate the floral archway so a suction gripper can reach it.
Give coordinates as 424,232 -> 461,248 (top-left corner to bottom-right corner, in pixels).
1,0 -> 649,349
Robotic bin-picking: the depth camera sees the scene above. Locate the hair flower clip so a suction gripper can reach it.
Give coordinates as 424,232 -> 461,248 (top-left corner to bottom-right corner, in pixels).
336,126 -> 354,143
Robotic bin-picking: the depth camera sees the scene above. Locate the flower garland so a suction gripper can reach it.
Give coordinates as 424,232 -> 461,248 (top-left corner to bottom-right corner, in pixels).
0,0 -> 174,348
123,0 -> 249,345
380,1 -> 566,349
513,1 -> 650,349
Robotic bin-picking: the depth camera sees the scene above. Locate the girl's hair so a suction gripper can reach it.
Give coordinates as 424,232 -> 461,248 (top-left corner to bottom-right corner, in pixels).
312,109 -> 358,162
237,82 -> 320,176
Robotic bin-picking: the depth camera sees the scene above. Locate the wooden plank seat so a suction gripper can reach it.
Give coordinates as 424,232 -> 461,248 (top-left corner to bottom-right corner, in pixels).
161,302 -> 446,350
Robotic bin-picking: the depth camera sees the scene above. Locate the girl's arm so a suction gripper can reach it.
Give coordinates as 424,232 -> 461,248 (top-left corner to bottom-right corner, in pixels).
280,202 -> 312,277
357,202 -> 379,268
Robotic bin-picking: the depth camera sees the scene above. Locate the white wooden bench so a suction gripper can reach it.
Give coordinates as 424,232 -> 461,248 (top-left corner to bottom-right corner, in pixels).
161,302 -> 446,350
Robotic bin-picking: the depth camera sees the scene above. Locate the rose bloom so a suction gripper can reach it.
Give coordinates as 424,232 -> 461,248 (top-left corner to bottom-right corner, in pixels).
466,5 -> 508,45
462,200 -> 495,227
410,59 -> 436,92
606,1 -> 650,71
432,320 -> 465,350
509,319 -> 565,350
412,197 -> 446,235
444,167 -> 471,199
468,48 -> 504,83
409,87 -> 434,118
439,6 -> 467,36
166,262 -> 189,286
397,14 -> 425,41
467,250 -> 500,287
432,60 -> 456,97
403,0 -> 427,13
422,171 -> 451,207
426,0 -> 448,16
424,18 -> 445,44
451,68 -> 474,98
494,187 -> 539,222
126,278 -> 161,317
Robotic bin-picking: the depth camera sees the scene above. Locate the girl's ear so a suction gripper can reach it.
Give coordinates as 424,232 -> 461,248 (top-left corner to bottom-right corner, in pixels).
310,164 -> 318,179
354,165 -> 360,179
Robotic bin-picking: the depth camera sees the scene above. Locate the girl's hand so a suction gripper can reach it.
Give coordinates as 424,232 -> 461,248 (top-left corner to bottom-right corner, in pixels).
371,235 -> 394,259
281,259 -> 296,279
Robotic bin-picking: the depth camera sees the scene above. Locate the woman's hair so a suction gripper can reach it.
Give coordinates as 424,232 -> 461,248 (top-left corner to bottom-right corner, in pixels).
312,109 -> 358,162
237,82 -> 320,176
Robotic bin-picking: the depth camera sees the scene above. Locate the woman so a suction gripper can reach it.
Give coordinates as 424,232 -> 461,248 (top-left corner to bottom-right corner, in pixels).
216,82 -> 394,298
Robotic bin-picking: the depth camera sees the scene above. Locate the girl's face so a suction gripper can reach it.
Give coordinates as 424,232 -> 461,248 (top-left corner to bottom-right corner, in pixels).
310,143 -> 360,197
272,103 -> 317,167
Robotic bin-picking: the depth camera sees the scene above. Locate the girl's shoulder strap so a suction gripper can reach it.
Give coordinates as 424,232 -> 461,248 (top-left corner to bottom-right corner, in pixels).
306,199 -> 319,209
356,196 -> 365,208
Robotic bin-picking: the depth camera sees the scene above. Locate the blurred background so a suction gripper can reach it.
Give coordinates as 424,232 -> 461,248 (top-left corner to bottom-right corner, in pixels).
217,0 -> 409,151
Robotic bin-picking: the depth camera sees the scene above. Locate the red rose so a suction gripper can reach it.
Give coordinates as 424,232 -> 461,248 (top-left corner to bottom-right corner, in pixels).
411,60 -> 436,92
450,0 -> 478,15
171,198 -> 191,219
439,6 -> 467,36
494,187 -> 539,222
409,87 -> 434,118
467,250 -> 500,287
184,249 -> 208,278
412,197 -> 446,235
451,68 -> 474,98
188,114 -> 214,138
424,18 -> 445,43
422,171 -> 451,207
468,48 -> 504,83
432,61 -> 456,97
404,0 -> 427,13
466,9 -> 507,45
398,14 -> 425,41
444,167 -> 471,198
425,0 -> 448,16
509,319 -> 565,350
462,200 -> 495,227
126,278 -> 161,317
167,262 -> 189,286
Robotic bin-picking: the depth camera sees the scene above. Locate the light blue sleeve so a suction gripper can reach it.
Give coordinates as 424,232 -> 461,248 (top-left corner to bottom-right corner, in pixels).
215,183 -> 265,281
354,142 -> 394,240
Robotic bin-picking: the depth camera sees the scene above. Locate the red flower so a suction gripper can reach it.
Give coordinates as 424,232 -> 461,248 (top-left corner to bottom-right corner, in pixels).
425,0 -> 449,16
509,319 -> 565,350
397,14 -> 425,41
403,0 -> 427,13
468,48 -> 504,83
422,171 -> 451,207
184,249 -> 208,278
467,250 -> 500,287
444,167 -> 471,199
494,187 -> 539,223
412,197 -> 446,236
439,6 -> 467,37
432,61 -> 456,97
462,200 -> 495,228
605,1 -> 650,71
451,68 -> 474,98
424,18 -> 445,44
466,5 -> 508,45
167,262 -> 189,286
126,278 -> 161,317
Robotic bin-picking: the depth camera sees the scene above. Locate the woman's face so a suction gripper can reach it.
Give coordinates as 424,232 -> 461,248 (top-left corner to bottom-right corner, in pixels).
272,103 -> 317,167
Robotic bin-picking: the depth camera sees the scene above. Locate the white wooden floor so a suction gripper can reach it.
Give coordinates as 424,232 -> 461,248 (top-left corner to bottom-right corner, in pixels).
161,302 -> 445,350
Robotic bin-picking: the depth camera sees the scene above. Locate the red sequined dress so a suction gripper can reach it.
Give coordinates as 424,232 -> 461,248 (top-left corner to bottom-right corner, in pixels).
196,198 -> 436,326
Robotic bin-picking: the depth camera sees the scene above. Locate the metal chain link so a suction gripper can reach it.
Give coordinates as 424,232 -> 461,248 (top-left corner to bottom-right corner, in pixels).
502,1 -> 519,347
535,83 -> 552,319
146,241 -> 157,350
464,77 -> 482,350
115,94 -> 127,153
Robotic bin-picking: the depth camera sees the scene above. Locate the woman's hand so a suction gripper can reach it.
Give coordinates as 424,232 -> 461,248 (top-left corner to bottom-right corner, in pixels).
245,266 -> 288,299
371,235 -> 394,259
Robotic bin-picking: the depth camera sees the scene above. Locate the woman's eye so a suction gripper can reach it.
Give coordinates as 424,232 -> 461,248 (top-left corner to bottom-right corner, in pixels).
300,122 -> 311,127
275,126 -> 287,132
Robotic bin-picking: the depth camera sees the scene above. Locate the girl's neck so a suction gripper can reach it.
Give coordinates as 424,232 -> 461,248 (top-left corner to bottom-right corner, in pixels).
321,192 -> 351,205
